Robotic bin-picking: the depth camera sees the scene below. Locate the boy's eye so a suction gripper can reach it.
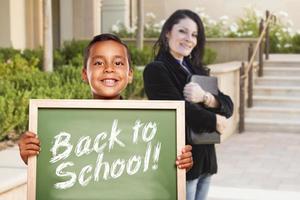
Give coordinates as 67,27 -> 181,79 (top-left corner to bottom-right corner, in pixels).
94,61 -> 104,66
115,61 -> 124,66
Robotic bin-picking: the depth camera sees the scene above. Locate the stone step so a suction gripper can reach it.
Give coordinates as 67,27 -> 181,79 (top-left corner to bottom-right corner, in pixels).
246,107 -> 300,120
263,67 -> 300,76
253,96 -> 300,108
268,54 -> 300,62
245,118 -> 300,133
253,86 -> 300,97
0,146 -> 27,199
264,61 -> 300,68
255,76 -> 300,86
247,55 -> 300,133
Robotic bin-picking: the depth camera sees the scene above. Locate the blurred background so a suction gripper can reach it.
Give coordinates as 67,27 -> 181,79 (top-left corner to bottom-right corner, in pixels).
1,1 -> 300,200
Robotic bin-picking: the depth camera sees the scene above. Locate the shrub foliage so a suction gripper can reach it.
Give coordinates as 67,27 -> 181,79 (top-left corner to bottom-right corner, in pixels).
0,38 -> 217,141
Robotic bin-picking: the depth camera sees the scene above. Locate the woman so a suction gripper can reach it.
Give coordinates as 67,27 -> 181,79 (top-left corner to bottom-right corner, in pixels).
143,9 -> 233,200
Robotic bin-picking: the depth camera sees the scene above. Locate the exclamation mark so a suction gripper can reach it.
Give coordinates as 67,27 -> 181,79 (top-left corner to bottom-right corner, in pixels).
152,142 -> 161,170
143,142 -> 151,172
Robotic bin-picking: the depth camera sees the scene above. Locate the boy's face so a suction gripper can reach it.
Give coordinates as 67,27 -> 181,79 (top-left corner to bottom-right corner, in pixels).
82,40 -> 133,99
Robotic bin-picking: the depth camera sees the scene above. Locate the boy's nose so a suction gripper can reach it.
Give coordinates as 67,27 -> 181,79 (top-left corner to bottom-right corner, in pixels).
104,64 -> 115,72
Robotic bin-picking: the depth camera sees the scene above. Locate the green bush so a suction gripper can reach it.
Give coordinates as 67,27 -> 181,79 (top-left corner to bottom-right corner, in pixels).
54,40 -> 87,69
128,45 -> 153,66
0,48 -> 21,63
59,40 -> 153,67
0,40 -> 88,71
0,47 -> 44,70
0,55 -> 92,141
203,48 -> 217,65
0,55 -> 38,140
292,34 -> 300,53
122,68 -> 145,99
0,89 -> 30,141
0,39 -> 218,141
0,50 -> 149,141
22,48 -> 44,69
60,40 -> 89,67
226,8 -> 259,38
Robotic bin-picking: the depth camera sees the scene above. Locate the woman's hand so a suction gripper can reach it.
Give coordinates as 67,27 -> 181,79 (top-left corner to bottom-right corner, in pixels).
176,145 -> 193,171
216,114 -> 228,134
184,82 -> 220,108
183,82 -> 206,103
18,131 -> 40,164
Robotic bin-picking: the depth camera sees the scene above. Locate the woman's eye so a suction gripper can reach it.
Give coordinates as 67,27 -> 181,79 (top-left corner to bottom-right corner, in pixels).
192,33 -> 198,38
179,29 -> 186,34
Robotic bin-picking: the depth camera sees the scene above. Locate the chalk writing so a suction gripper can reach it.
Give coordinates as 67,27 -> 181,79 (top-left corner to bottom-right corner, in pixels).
49,119 -> 162,190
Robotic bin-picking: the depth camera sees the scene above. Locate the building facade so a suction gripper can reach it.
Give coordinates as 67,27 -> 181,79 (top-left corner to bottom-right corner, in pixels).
1,0 -> 300,50
0,0 -> 131,49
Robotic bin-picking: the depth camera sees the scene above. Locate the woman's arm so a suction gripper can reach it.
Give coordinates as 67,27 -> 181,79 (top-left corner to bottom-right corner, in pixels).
143,62 -> 217,133
183,82 -> 233,118
207,91 -> 234,118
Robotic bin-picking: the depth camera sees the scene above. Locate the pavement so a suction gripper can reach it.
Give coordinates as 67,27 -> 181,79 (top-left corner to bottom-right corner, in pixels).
1,131 -> 300,200
208,131 -> 300,200
0,145 -> 26,195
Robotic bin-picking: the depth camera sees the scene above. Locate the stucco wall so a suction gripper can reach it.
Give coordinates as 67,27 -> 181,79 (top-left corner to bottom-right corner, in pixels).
143,0 -> 300,31
0,0 -> 27,49
209,62 -> 241,140
10,0 -> 26,49
0,0 -> 11,47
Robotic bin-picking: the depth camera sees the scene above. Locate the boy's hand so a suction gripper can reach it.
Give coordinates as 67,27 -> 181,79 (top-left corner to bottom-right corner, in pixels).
176,145 -> 193,171
18,131 -> 40,164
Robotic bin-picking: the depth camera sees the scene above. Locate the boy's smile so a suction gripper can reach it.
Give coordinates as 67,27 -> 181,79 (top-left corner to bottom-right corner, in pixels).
101,78 -> 118,87
82,40 -> 133,99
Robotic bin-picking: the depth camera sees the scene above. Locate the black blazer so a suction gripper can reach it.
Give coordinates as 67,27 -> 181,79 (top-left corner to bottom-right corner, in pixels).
143,51 -> 233,180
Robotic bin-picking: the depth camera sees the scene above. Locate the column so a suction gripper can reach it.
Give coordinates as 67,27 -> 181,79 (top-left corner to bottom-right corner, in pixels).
101,0 -> 130,33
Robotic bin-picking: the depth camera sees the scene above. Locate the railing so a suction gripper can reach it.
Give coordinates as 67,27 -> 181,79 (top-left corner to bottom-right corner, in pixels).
239,10 -> 276,133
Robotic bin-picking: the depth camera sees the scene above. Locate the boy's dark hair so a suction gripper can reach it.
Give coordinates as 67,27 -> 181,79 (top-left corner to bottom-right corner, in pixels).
154,9 -> 206,69
83,33 -> 132,68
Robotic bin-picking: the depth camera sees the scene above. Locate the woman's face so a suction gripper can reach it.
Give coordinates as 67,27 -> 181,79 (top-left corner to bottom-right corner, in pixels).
166,17 -> 198,61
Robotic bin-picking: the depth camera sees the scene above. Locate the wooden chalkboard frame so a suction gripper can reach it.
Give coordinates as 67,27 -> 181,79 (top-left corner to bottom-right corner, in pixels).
28,99 -> 185,200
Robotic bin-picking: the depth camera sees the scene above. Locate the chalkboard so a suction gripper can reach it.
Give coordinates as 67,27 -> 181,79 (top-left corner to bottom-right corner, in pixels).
28,99 -> 185,200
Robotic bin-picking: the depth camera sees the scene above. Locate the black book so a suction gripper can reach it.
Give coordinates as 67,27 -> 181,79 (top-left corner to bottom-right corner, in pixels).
191,75 -> 218,95
187,75 -> 220,144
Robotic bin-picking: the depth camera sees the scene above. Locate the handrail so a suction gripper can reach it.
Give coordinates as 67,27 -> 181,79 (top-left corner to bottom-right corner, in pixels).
239,10 -> 276,133
241,12 -> 275,79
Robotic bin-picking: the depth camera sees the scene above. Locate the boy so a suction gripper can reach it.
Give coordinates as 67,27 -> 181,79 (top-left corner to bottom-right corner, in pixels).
18,33 -> 193,170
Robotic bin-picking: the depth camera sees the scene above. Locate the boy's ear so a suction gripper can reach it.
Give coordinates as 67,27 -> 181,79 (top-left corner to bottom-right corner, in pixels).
128,68 -> 133,84
81,68 -> 88,83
